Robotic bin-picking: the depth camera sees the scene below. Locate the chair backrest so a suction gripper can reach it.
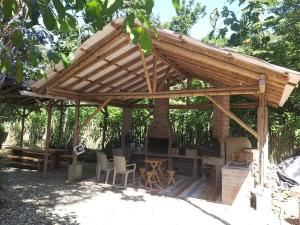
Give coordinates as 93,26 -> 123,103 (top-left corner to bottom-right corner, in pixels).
224,137 -> 252,163
113,155 -> 126,174
112,148 -> 124,156
97,152 -> 108,171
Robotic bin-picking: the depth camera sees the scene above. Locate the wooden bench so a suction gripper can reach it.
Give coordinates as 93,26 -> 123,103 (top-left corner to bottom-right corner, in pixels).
5,155 -> 47,171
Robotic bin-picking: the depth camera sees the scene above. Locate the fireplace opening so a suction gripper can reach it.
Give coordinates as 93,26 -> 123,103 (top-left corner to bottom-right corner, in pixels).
147,138 -> 169,154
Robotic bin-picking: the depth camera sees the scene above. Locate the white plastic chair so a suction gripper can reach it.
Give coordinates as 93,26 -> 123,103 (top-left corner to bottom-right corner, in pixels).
96,152 -> 114,184
112,155 -> 136,188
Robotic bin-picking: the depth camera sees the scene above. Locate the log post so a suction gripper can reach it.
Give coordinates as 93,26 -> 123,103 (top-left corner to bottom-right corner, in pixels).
43,101 -> 53,176
101,107 -> 109,151
57,101 -> 64,149
121,107 -> 132,151
72,99 -> 80,167
20,107 -> 26,147
257,92 -> 268,185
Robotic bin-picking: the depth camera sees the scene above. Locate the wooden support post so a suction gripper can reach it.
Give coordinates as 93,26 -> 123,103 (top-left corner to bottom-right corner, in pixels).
139,47 -> 153,93
57,101 -> 64,149
20,107 -> 26,147
206,95 -> 259,139
101,107 -> 109,151
43,101 -> 53,176
72,99 -> 80,167
257,92 -> 268,185
121,108 -> 132,151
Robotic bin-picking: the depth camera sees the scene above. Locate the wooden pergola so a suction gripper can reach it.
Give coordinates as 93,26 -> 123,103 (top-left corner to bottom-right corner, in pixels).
26,18 -> 300,184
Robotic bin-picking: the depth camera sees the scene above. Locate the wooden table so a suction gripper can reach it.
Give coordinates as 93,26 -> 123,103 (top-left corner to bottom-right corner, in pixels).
144,158 -> 168,184
5,146 -> 70,169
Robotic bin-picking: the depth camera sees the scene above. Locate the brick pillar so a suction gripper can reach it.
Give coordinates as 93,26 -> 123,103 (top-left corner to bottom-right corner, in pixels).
212,96 -> 230,140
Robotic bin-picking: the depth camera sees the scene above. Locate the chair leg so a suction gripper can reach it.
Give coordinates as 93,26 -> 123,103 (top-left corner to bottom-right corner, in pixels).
112,171 -> 117,186
124,172 -> 128,188
133,172 -> 136,184
105,170 -> 110,184
96,167 -> 101,182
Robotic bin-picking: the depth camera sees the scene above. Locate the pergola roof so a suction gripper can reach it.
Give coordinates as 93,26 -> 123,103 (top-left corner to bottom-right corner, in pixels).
31,18 -> 300,107
0,75 -> 48,106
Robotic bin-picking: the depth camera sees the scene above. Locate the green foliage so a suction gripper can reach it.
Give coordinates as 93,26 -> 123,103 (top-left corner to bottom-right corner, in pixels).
164,0 -> 206,35
0,0 -> 180,82
206,0 -> 300,162
0,124 -> 8,148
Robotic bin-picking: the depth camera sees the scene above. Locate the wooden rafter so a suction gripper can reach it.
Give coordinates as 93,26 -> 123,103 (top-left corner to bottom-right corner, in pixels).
206,95 -> 259,139
78,98 -> 111,130
152,55 -> 158,92
153,48 -> 188,81
158,66 -> 171,91
79,54 -> 147,93
65,43 -> 137,90
37,28 -> 123,93
139,47 -> 153,93
96,57 -> 155,93
125,66 -> 173,92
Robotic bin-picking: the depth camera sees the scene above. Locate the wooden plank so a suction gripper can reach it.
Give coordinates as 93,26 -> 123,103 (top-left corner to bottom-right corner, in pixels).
78,98 -> 111,130
129,102 -> 258,109
74,45 -> 140,91
64,41 -> 135,90
158,66 -> 171,91
156,31 -> 288,83
7,155 -> 44,162
94,57 -> 155,93
80,85 -> 260,99
152,55 -> 158,92
37,28 -> 123,93
206,95 -> 259,139
139,47 -> 153,93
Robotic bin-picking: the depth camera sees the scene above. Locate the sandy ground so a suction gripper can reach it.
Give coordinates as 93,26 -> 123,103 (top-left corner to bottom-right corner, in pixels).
0,163 -> 287,225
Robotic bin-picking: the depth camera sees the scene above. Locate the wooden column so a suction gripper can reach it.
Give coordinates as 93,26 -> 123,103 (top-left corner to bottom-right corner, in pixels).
20,107 -> 26,147
72,99 -> 80,168
43,101 -> 53,176
121,107 -> 132,150
257,93 -> 268,185
57,101 -> 64,149
101,107 -> 109,151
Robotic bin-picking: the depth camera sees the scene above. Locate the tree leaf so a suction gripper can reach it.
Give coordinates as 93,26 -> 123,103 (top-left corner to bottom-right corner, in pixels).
66,14 -> 77,29
42,7 -> 57,31
123,13 -> 135,33
86,0 -> 102,17
15,60 -> 23,84
61,53 -> 70,68
47,50 -> 61,64
140,29 -> 152,55
144,0 -> 154,15
53,0 -> 66,17
172,0 -> 180,11
3,0 -> 15,22
11,29 -> 24,48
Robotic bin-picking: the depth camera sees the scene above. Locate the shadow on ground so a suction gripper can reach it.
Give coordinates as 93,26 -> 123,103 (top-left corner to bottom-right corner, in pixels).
0,163 -> 145,225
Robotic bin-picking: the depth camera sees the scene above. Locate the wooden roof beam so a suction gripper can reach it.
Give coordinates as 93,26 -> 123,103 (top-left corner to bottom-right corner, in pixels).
72,85 -> 261,99
139,47 -> 153,93
37,28 -> 123,93
64,44 -> 138,90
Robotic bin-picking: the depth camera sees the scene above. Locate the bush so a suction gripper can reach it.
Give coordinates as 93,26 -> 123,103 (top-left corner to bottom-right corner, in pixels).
0,124 -> 7,149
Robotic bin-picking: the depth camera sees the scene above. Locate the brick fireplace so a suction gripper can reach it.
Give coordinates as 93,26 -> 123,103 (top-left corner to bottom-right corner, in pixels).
146,85 -> 175,154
